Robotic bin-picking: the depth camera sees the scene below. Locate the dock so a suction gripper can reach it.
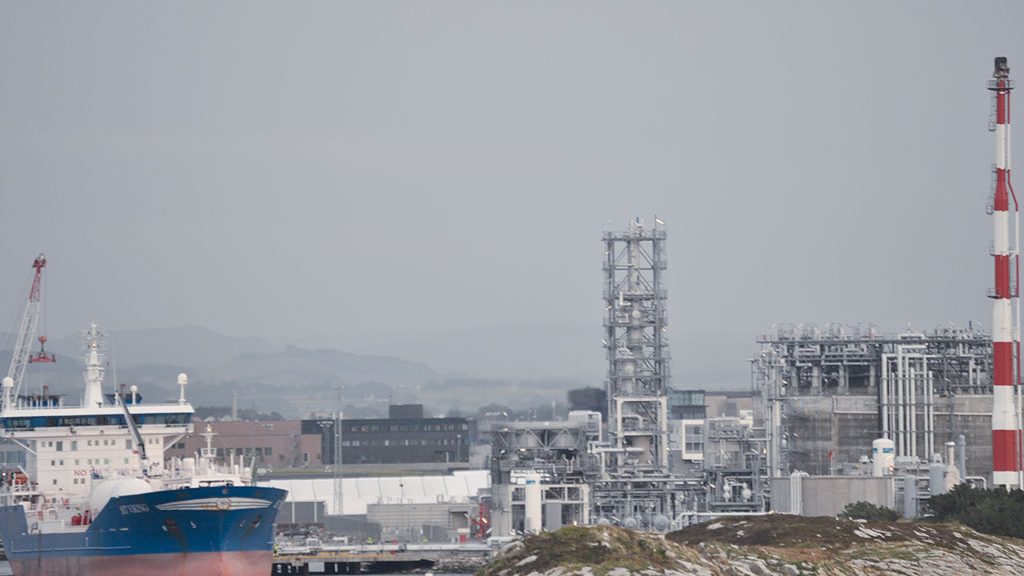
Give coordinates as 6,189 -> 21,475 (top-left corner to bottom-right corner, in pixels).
272,543 -> 495,575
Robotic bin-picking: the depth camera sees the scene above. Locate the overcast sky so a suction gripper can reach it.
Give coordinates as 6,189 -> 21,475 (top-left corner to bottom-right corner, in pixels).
1,2 -> 1022,358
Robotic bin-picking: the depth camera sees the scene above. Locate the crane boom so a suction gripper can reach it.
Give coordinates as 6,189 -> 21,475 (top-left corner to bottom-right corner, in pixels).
5,254 -> 47,403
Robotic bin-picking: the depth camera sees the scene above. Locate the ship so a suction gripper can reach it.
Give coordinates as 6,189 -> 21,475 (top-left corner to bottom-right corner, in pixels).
0,323 -> 286,575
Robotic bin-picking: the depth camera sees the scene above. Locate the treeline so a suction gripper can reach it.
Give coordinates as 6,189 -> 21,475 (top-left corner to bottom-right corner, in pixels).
927,485 -> 1024,539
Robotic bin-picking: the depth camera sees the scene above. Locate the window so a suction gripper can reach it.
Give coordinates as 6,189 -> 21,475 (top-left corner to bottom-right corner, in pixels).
125,440 -> 132,450
303,453 -> 309,464
71,441 -> 77,451
55,441 -> 63,452
265,447 -> 271,456
52,479 -> 57,485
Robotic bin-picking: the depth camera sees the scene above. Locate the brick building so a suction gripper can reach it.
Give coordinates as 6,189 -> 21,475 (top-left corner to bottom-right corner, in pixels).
166,420 -> 323,469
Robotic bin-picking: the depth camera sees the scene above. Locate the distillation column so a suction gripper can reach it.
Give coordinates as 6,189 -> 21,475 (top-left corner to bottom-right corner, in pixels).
602,218 -> 670,472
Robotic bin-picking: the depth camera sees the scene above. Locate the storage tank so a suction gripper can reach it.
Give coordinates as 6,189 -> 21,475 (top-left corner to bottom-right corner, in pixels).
90,478 -> 154,513
872,438 -> 895,477
523,473 -> 542,534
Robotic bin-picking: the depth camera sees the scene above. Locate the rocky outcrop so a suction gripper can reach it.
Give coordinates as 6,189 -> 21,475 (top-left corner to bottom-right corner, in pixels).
479,516 -> 1024,576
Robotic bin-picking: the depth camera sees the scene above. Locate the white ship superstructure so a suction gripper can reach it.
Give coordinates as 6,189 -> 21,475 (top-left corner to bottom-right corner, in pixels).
0,323 -> 254,529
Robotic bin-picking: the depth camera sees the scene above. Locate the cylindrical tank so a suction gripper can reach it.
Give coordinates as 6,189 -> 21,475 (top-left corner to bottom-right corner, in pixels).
523,473 -> 542,534
872,438 -> 895,477
90,478 -> 153,513
929,462 -> 948,495
652,515 -> 670,532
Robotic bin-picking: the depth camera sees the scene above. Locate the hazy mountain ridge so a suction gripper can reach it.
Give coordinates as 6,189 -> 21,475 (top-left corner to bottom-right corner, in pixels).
0,323 -> 757,417
46,324 -> 278,368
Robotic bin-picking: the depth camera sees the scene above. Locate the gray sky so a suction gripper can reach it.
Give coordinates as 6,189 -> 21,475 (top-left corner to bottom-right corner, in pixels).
0,2 -> 1022,375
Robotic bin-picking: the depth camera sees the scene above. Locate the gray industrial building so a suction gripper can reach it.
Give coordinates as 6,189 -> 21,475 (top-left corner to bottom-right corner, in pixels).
367,501 -> 478,543
755,324 -> 995,479
481,219 -> 1004,531
305,404 -> 475,467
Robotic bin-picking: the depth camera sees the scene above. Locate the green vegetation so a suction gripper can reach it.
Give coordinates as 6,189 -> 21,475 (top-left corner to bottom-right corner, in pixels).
480,526 -> 682,576
481,518 -> 1024,576
927,484 -> 1024,539
838,501 -> 900,522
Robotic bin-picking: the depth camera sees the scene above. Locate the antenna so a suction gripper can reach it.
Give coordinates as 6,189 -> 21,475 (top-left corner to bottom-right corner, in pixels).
177,373 -> 188,405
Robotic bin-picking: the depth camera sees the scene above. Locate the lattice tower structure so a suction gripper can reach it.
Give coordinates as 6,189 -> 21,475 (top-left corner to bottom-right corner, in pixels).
602,218 -> 670,473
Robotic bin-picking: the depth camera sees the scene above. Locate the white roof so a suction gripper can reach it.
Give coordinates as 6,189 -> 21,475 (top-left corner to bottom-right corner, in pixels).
262,470 -> 490,515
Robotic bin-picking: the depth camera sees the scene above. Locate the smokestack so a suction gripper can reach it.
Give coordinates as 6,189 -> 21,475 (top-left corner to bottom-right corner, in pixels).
989,56 -> 1020,489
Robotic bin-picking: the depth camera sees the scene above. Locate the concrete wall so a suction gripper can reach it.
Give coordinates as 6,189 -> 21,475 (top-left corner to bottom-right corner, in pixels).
781,395 -> 994,479
771,476 -> 894,517
366,501 -> 477,542
278,500 -> 327,525
933,395 -> 993,478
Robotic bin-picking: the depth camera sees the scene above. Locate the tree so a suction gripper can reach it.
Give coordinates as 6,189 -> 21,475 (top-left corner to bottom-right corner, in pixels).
926,485 -> 1024,539
838,501 -> 899,522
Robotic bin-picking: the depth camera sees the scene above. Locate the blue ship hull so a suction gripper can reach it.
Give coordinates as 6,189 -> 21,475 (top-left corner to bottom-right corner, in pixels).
0,485 -> 286,576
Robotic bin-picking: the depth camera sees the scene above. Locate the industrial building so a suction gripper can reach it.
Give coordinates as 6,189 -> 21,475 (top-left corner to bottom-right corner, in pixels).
755,323 -> 995,479
487,219 -> 709,535
308,404 -> 474,468
264,470 -> 489,542
165,420 -> 324,469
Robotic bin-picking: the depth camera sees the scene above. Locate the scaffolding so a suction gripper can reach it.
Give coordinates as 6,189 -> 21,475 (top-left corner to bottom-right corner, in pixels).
755,323 -> 993,478
602,217 -> 670,473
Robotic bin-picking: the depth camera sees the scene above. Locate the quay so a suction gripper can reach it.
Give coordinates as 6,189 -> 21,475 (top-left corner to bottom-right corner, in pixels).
272,542 -> 495,575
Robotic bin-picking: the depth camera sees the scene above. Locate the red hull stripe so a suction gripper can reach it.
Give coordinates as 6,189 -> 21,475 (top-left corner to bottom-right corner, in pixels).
10,550 -> 271,576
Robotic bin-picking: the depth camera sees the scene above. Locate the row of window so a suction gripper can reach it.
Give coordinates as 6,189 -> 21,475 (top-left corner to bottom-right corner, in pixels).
341,438 -> 462,448
3,413 -> 191,430
170,445 -> 274,457
39,437 -> 161,452
49,457 -> 130,467
343,423 -> 470,433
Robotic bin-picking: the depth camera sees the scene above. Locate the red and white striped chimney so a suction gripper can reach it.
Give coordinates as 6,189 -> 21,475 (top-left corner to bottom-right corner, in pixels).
990,56 -> 1020,489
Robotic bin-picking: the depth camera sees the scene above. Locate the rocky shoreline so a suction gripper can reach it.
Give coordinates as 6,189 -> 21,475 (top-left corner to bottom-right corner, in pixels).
478,515 -> 1024,576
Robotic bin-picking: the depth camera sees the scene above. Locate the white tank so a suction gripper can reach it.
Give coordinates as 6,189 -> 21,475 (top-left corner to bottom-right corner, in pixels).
89,478 -> 153,513
872,438 -> 895,477
523,473 -> 542,534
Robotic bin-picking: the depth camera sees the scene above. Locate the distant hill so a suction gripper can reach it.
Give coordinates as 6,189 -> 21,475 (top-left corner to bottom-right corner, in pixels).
300,323 -> 758,389
0,322 -> 759,417
46,325 -> 278,368
204,345 -> 436,386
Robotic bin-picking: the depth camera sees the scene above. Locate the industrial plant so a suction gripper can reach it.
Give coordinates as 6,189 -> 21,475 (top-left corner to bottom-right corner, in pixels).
1,52 -> 1021,576
478,57 -> 1024,534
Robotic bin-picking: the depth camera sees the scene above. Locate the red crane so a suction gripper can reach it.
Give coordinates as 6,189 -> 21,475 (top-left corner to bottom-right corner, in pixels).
4,254 -> 54,405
